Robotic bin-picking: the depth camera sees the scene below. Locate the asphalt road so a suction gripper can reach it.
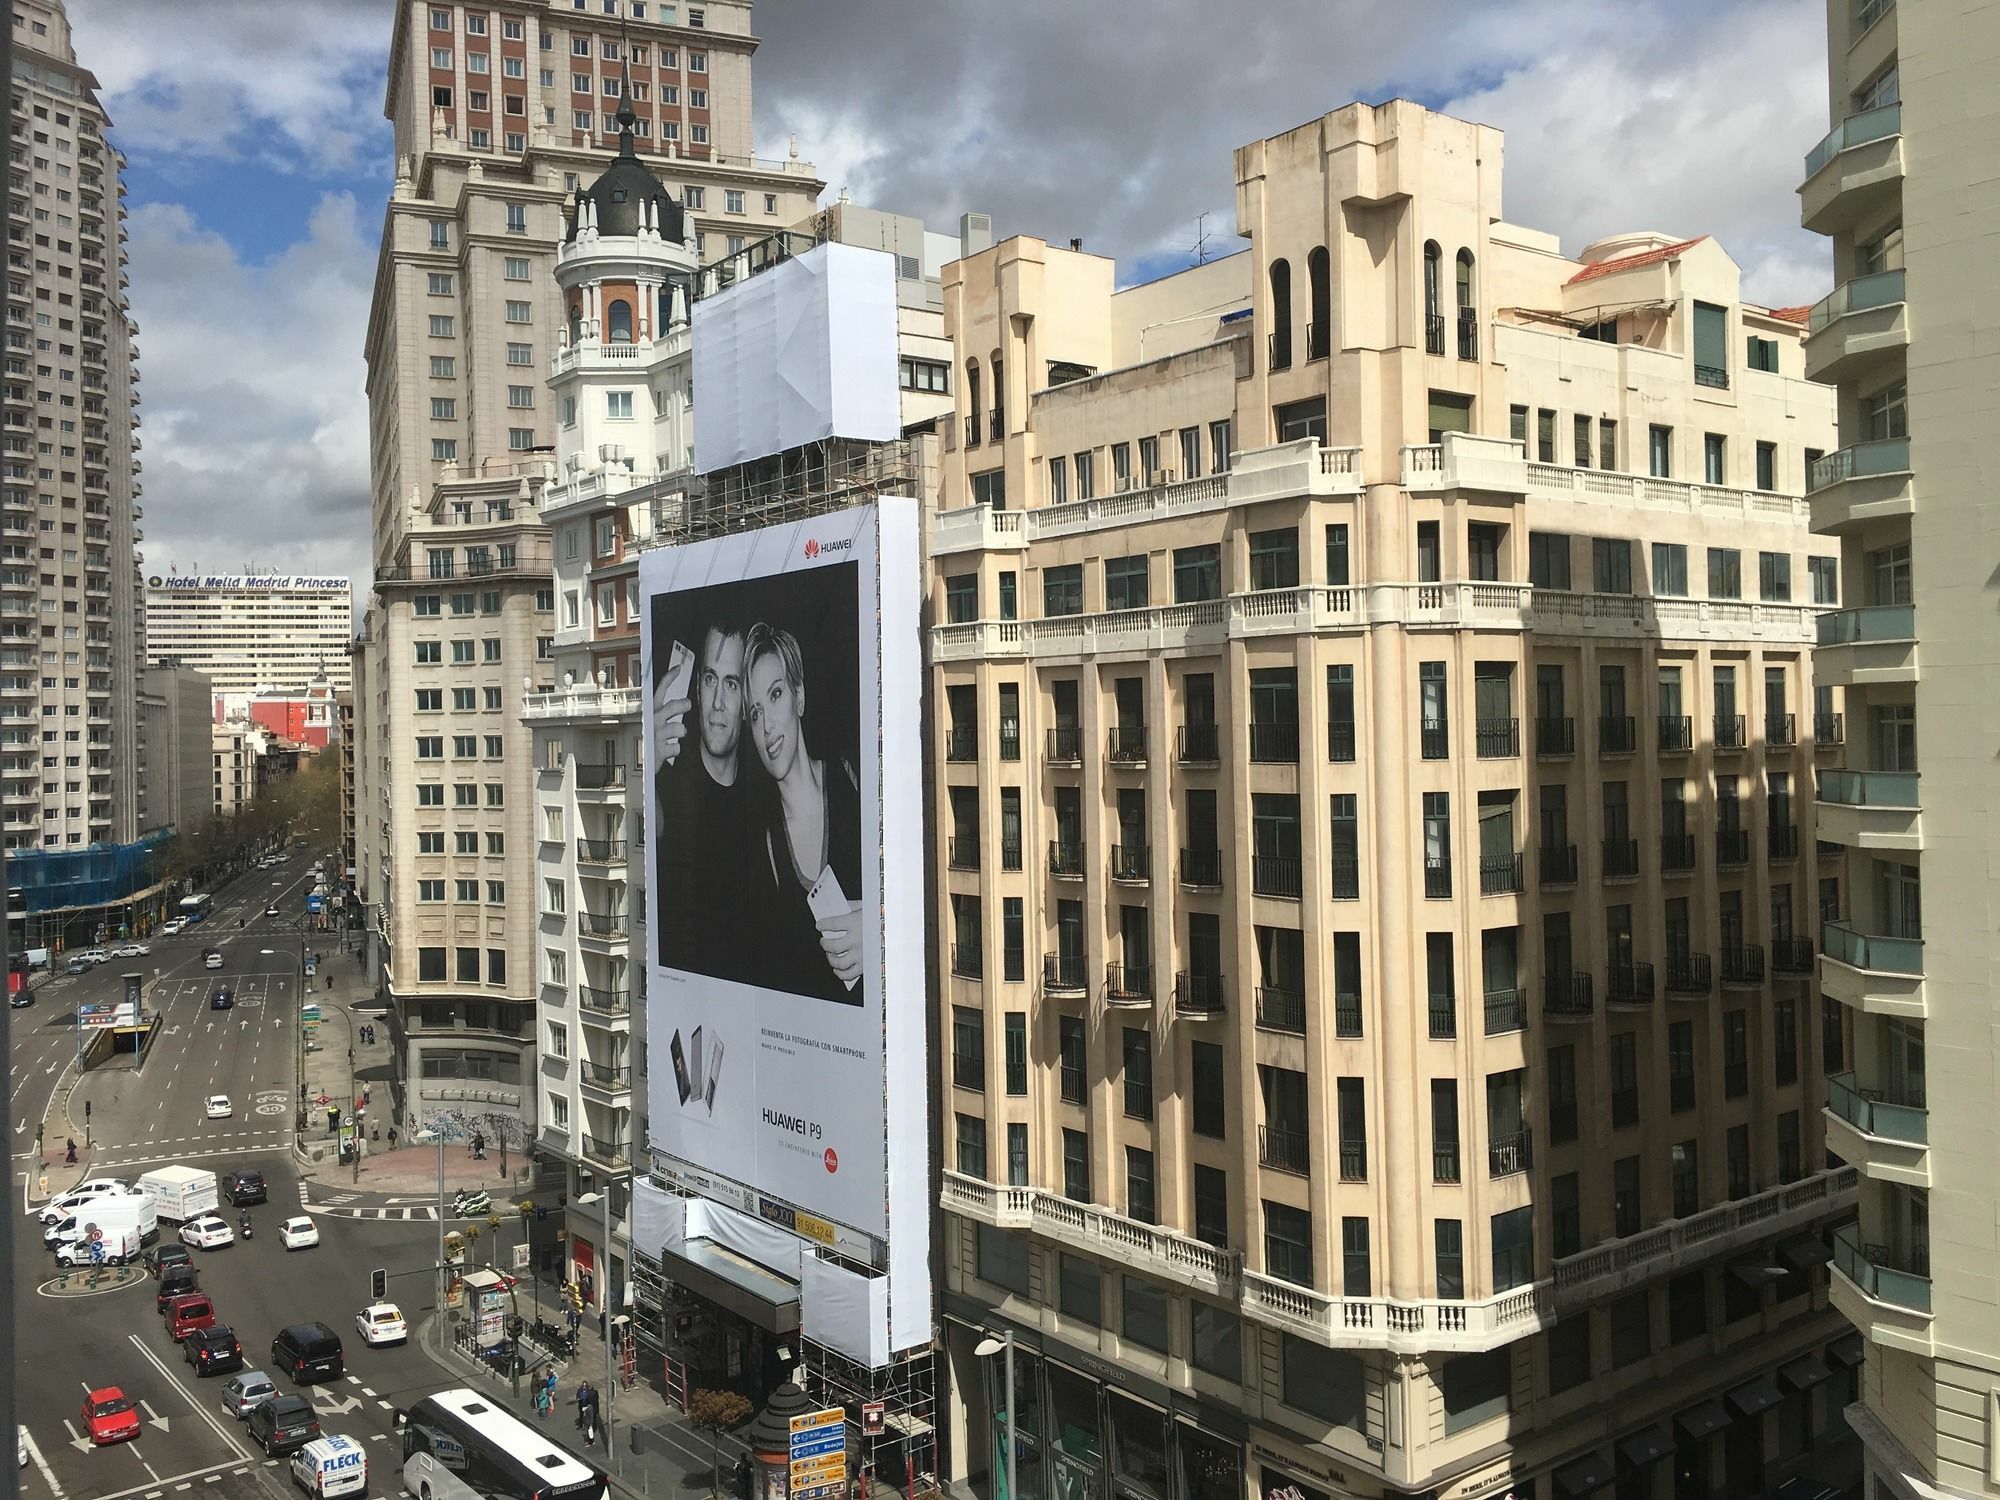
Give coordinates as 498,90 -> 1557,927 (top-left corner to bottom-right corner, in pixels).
9,855 -> 477,1500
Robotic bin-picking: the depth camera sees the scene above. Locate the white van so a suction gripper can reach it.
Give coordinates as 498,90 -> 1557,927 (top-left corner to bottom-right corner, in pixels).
290,1434 -> 367,1498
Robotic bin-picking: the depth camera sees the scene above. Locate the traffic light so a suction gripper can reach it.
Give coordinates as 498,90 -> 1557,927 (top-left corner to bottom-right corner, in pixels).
371,1267 -> 387,1300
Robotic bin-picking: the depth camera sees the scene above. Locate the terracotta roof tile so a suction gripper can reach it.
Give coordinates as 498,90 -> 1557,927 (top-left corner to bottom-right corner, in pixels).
1566,235 -> 1708,286
1765,305 -> 1811,325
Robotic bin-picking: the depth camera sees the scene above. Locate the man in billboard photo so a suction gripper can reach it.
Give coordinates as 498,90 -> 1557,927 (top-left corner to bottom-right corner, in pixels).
743,621 -> 865,1002
652,618 -> 763,987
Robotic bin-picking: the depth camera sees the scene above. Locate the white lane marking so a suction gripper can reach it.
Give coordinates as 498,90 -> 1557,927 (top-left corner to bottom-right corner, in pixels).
23,1423 -> 70,1495
121,1333 -> 250,1459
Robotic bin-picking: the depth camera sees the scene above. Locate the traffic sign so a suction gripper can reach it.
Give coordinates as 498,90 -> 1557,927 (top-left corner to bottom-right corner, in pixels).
794,1485 -> 844,1500
862,1402 -> 885,1437
790,1454 -> 847,1482
789,1431 -> 845,1458
789,1409 -> 843,1439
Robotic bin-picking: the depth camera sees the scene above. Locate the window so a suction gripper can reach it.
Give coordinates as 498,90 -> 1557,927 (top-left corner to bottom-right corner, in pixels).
1692,300 -> 1728,387
1341,1218 -> 1371,1297
1042,564 -> 1082,618
1747,335 -> 1780,372
1059,1017 -> 1085,1105
1058,1255 -> 1101,1325
1122,1028 -> 1153,1120
1190,1301 -> 1240,1380
606,391 -> 633,419
899,357 -> 949,394
1548,1314 -> 1592,1393
1755,440 -> 1778,492
1536,408 -> 1555,463
1172,545 -> 1221,603
1103,555 -> 1148,612
1122,1275 -> 1168,1351
1003,1013 -> 1027,1096
429,314 -> 455,337
1432,1079 -> 1460,1182
1759,551 -> 1791,602
1264,1202 -> 1313,1288
1191,1040 -> 1225,1139
1441,1347 -> 1510,1435
1648,423 -> 1672,478
1125,1147 -> 1155,1224
1652,542 -> 1687,597
1249,527 -> 1299,591
504,300 -> 531,323
943,573 -> 977,623
1528,531 -> 1571,590
1610,1290 -> 1651,1367
1708,547 -> 1742,599
1809,555 -> 1839,605
1593,537 -> 1632,594
1704,432 -> 1726,485
1491,1206 -> 1533,1292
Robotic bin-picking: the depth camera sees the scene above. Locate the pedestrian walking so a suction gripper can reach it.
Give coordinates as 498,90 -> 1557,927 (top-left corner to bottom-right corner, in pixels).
535,1374 -> 553,1419
388,1126 -> 398,1150
734,1454 -> 754,1500
541,1369 -> 558,1419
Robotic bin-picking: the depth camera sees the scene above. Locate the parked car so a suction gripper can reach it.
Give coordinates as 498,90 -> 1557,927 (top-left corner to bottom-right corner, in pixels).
278,1216 -> 319,1250
158,917 -> 187,935
39,1180 -> 127,1226
185,1324 -> 244,1377
65,956 -> 96,975
220,1369 -> 278,1420
79,1388 -> 140,1446
246,1395 -> 320,1457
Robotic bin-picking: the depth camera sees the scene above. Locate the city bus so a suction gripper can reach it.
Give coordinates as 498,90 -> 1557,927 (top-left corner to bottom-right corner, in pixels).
178,893 -> 214,926
395,1388 -> 607,1500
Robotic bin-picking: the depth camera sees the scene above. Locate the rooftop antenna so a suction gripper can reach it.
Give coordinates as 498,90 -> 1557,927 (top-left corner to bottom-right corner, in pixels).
1192,212 -> 1212,267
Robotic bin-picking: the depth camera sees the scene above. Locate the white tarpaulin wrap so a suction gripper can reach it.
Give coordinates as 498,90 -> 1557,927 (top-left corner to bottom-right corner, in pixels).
691,241 -> 900,470
801,1254 -> 889,1367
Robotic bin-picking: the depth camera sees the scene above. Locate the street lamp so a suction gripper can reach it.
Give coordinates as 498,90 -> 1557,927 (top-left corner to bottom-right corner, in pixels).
973,1331 -> 1017,1500
574,1185 -> 621,1462
414,1128 -> 448,1315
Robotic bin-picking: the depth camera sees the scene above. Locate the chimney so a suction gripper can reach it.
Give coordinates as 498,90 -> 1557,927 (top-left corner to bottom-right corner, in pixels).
959,212 -> 993,258
1069,237 -> 1083,253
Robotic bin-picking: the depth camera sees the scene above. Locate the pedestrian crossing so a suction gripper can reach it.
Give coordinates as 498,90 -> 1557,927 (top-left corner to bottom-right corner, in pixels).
297,1182 -> 444,1221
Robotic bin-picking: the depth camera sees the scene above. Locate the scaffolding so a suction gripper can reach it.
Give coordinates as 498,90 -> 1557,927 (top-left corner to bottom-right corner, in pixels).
798,1333 -> 939,1500
650,438 -> 922,550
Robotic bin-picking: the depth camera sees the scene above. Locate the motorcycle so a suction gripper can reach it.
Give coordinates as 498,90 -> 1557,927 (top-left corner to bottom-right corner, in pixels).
239,1213 -> 253,1240
451,1190 -> 491,1218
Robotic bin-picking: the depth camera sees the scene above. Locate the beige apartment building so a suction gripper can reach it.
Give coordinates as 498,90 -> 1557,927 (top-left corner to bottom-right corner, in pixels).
932,102 -> 1857,1500
357,0 -> 819,1147
3,0 -> 144,852
1800,1 -> 2000,1496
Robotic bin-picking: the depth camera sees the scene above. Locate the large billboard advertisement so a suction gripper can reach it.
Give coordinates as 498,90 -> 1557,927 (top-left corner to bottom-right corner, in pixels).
641,498 -> 925,1262
690,241 -> 900,471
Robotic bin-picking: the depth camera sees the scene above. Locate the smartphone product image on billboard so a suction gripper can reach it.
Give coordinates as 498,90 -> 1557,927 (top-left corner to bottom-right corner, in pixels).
642,498 -> 924,1244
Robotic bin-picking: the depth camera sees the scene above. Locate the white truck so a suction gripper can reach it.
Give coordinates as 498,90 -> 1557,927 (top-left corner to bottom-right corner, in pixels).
47,1193 -> 155,1256
54,1218 -> 143,1266
137,1165 -> 218,1225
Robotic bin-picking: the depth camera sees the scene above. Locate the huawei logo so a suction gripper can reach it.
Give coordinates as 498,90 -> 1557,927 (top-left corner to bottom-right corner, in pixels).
803,538 -> 820,559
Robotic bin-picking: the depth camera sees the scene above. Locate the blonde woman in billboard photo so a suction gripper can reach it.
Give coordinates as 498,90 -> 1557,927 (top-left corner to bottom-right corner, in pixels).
744,621 -> 866,1003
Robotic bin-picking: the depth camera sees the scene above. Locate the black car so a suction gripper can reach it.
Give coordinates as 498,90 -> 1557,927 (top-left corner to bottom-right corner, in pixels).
154,1265 -> 199,1312
145,1243 -> 193,1276
271,1322 -> 344,1383
245,1394 -> 319,1456
184,1323 -> 243,1376
210,988 -> 233,1010
223,1169 -> 265,1206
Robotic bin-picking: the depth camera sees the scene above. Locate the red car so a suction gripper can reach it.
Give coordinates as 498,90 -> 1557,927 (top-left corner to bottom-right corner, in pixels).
81,1387 -> 141,1445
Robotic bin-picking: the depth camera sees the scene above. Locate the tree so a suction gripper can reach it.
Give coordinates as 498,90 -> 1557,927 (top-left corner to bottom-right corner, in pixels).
688,1389 -> 753,1498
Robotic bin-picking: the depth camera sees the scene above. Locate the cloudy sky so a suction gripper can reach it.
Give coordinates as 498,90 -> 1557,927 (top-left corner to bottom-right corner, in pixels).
67,0 -> 1832,599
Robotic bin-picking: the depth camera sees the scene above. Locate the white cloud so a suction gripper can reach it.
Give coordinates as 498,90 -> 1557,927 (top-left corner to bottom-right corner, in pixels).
125,195 -> 375,588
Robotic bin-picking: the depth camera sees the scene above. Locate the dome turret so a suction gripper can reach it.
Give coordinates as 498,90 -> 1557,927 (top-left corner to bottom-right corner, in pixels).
565,91 -> 684,244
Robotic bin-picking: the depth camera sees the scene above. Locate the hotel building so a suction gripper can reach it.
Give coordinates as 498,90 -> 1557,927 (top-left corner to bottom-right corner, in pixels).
931,101 -> 1858,1500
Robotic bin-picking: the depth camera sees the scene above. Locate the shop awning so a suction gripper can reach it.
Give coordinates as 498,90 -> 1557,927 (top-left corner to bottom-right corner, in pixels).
659,1238 -> 800,1334
1552,1451 -> 1614,1497
1779,1232 -> 1833,1268
1674,1400 -> 1731,1443
1616,1424 -> 1673,1468
1727,1376 -> 1784,1418
1781,1354 -> 1835,1392
1829,1332 -> 1866,1368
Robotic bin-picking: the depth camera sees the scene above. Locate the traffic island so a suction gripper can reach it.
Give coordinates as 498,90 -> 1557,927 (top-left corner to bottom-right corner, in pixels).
37,1264 -> 147,1299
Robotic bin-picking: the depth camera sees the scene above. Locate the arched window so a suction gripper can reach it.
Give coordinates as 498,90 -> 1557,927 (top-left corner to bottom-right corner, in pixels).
1423,241 -> 1442,354
1455,249 -> 1477,360
608,299 -> 634,343
1268,257 -> 1292,371
965,361 -> 982,448
989,354 -> 1004,442
568,300 -> 583,349
1306,247 -> 1330,361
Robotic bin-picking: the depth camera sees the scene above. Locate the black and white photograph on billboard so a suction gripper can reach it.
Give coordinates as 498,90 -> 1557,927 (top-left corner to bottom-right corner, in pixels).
649,561 -> 864,1006
642,499 -> 926,1254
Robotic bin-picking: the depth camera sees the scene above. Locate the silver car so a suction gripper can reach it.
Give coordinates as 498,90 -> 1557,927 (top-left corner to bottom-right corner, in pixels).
219,1370 -> 277,1420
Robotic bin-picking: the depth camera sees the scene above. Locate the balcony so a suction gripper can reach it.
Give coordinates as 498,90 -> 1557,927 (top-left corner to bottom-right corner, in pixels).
1818,604 -> 1919,686
1100,843 -> 1146,883
1174,972 -> 1225,1019
1047,840 -> 1085,880
1821,920 -> 1926,1017
1801,102 -> 1903,236
1817,768 -> 1921,850
576,986 -> 630,1016
1807,438 -> 1912,536
1720,944 -> 1766,986
1474,717 -> 1520,759
1657,714 -> 1693,755
573,763 -> 628,794
1606,962 -> 1655,1009
950,943 -> 981,980
1815,711 -> 1846,749
1479,852 -> 1524,896
1598,715 -> 1636,755
963,414 -> 980,449
1327,718 -> 1357,762
1665,954 -> 1712,996
1249,720 -> 1300,763
577,911 -> 628,945
1772,937 -> 1815,975
1180,847 -> 1223,890
1603,837 -> 1640,881
1042,953 -> 1087,998
1539,843 -> 1579,887
1253,854 -> 1302,899
1769,823 -> 1801,861
1400,431 -> 1528,497
1831,1224 -> 1933,1356
1255,984 -> 1303,1035
1825,1073 -> 1929,1187
944,725 -> 978,763
1489,1129 -> 1532,1178
1483,988 -> 1525,1036
1177,722 -> 1219,765
947,836 -> 980,871
1045,725 -> 1082,764
1258,1123 -> 1309,1176
578,1061 -> 631,1098
1544,972 -> 1593,1023
1457,308 -> 1479,362
1805,268 -> 1907,384
1107,725 -> 1148,766
1419,718 -> 1449,760
575,838 -> 626,866
1104,962 -> 1152,1008
1535,715 -> 1575,757
1423,856 -> 1453,899
1715,828 -> 1750,867
1713,714 -> 1747,753
1660,833 -> 1696,874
